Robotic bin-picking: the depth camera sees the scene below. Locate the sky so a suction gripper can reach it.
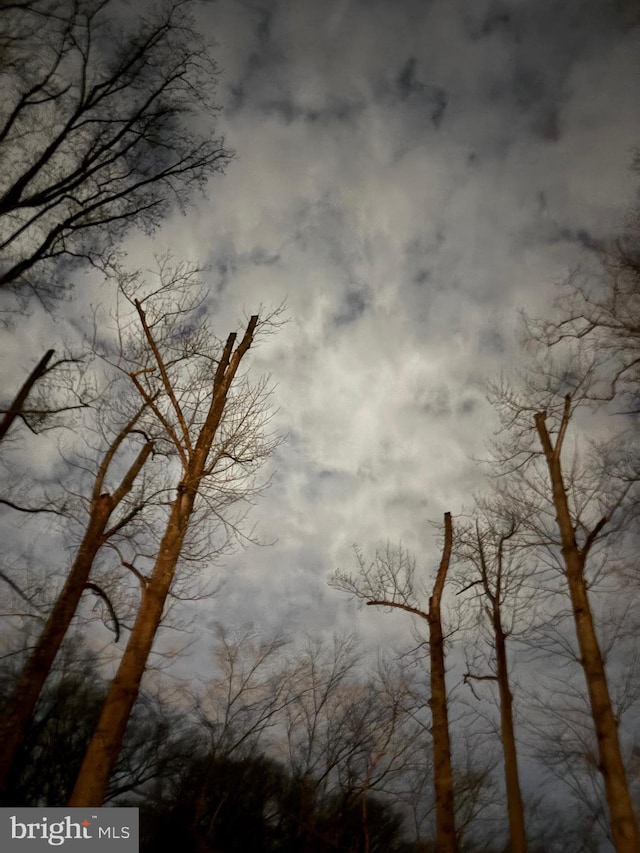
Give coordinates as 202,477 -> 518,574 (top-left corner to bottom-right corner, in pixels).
1,0 -> 640,834
166,0 -> 640,647
3,0 -> 640,647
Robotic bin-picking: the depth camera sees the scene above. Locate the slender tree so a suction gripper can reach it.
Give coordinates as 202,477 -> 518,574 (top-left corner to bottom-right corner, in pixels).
0,643 -> 202,807
534,397 -> 639,851
455,513 -> 529,853
69,299 -> 276,806
0,401 -> 153,798
509,165 -> 640,849
489,352 -> 639,852
331,513 -> 458,853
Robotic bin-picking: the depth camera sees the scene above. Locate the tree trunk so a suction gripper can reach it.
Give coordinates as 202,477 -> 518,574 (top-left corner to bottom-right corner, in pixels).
68,316 -> 258,807
0,436 -> 152,799
535,407 -> 639,852
564,553 -> 638,852
68,488 -> 195,806
428,512 -> 457,853
0,496 -> 110,799
494,617 -> 527,853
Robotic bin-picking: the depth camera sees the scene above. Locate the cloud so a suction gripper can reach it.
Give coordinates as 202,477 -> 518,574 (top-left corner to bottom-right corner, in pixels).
75,0 -> 636,656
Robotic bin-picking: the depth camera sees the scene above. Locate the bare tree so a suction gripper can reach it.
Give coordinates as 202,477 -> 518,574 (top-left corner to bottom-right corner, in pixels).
195,623 -> 297,761
152,628 -> 419,850
490,353 -> 640,851
282,636 -> 409,788
330,513 -> 458,853
68,284 -> 278,806
455,510 -> 531,853
541,618 -> 640,849
277,633 -> 418,850
0,0 -> 230,309
281,634 -> 362,794
0,397 -> 154,797
536,402 -> 637,852
0,346 -> 98,524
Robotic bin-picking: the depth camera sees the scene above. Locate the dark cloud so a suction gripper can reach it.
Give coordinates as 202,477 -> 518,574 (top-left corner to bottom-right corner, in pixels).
396,57 -> 420,100
414,269 -> 432,286
248,247 -> 281,265
254,4 -> 274,42
417,386 -> 452,418
478,326 -> 506,356
386,488 -> 430,511
301,466 -> 354,504
405,234 -> 446,288
555,226 -> 605,253
206,240 -> 282,297
455,0 -> 638,151
523,195 -> 610,254
395,57 -> 448,127
333,288 -> 370,326
457,397 -> 477,416
258,96 -> 364,125
478,5 -> 511,38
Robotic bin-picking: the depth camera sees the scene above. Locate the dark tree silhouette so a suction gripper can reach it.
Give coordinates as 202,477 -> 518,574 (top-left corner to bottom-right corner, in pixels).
0,0 -> 230,309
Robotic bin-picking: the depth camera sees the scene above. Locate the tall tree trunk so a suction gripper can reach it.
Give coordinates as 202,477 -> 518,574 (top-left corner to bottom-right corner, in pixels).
428,512 -> 457,853
68,316 -> 258,807
473,522 -> 527,851
364,515 -> 457,851
0,437 -> 151,800
536,403 -> 639,853
69,488 -> 194,806
494,617 -> 527,853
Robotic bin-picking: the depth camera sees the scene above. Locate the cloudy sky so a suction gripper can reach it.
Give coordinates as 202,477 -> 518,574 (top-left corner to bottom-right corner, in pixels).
162,0 -> 640,648
4,0 -> 640,638
2,0 -> 640,767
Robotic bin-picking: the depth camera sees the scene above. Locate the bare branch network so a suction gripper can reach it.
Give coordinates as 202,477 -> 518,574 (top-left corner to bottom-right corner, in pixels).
0,0 -> 231,309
